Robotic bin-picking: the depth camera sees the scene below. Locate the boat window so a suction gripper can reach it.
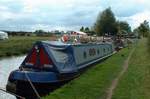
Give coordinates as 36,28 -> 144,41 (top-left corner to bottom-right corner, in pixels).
50,49 -> 69,63
89,48 -> 96,56
83,51 -> 87,59
97,49 -> 100,55
108,47 -> 109,51
103,48 -> 106,53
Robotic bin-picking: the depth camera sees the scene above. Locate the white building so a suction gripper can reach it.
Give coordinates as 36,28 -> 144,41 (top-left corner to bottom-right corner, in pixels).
0,31 -> 8,40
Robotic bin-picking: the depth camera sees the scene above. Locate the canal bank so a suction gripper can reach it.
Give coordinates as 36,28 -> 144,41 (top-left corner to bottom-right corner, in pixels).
0,36 -> 49,58
0,56 -> 25,99
112,38 -> 150,99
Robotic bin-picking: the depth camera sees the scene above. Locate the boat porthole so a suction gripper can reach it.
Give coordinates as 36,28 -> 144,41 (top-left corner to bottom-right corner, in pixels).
97,49 -> 99,55
103,48 -> 105,53
83,51 -> 87,59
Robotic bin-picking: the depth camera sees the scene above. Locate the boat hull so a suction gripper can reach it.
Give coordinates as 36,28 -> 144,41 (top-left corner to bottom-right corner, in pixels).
6,72 -> 79,99
7,79 -> 70,99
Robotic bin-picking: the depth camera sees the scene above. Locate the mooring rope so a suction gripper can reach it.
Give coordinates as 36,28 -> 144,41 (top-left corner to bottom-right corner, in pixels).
23,70 -> 41,99
0,87 -> 25,99
0,69 -> 41,99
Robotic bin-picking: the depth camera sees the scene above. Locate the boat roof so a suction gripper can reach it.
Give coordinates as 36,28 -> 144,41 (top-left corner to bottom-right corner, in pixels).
41,40 -> 112,47
42,41 -> 71,46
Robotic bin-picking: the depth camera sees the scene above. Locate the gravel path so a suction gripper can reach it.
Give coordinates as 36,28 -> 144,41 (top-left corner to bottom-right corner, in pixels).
106,48 -> 135,99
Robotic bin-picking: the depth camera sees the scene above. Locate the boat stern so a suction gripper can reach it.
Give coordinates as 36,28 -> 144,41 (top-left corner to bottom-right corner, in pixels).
6,69 -> 58,94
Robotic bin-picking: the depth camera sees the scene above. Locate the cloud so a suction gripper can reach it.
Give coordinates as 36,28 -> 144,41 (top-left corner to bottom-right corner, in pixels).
0,0 -> 150,31
118,10 -> 150,29
0,0 -> 102,31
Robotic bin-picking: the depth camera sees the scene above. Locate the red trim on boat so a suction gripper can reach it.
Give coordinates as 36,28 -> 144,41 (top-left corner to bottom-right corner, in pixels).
27,48 -> 37,65
39,48 -> 53,68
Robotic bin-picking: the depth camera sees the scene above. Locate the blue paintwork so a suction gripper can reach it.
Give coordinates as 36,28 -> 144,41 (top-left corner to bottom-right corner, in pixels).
10,70 -> 58,83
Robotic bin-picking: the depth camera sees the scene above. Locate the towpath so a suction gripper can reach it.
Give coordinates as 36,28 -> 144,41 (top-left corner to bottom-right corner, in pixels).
105,48 -> 135,99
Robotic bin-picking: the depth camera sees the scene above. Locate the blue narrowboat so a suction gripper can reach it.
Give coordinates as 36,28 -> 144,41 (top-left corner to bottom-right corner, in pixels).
6,40 -> 115,98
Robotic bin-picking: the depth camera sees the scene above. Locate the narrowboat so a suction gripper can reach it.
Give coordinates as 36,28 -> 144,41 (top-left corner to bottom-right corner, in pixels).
6,40 -> 115,99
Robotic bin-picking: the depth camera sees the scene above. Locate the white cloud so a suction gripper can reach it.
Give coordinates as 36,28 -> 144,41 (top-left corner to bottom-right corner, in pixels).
0,6 -> 9,11
118,10 -> 150,29
136,0 -> 149,4
0,0 -> 102,31
0,0 -> 150,31
130,11 -> 150,27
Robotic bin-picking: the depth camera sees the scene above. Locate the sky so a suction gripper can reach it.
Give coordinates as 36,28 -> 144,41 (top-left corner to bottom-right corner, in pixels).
0,0 -> 150,31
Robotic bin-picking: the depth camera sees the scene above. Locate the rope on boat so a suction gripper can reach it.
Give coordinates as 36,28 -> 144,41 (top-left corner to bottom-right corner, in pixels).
0,87 -> 25,99
23,70 -> 41,99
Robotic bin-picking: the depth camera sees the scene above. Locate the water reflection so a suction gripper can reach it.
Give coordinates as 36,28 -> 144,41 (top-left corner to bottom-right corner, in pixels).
0,56 -> 25,99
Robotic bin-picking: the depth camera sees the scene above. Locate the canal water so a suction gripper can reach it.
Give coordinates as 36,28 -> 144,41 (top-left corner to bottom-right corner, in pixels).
0,56 -> 25,99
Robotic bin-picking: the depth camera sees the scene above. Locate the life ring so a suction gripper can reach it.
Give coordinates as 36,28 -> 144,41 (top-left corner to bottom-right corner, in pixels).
62,35 -> 69,42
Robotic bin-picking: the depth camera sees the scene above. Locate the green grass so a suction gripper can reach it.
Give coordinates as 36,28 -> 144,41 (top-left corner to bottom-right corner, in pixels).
112,38 -> 150,99
0,36 -> 49,58
44,46 -> 132,99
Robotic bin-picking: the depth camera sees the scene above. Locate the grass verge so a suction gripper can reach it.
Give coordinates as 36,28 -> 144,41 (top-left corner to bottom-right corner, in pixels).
0,36 -> 49,58
44,46 -> 132,99
112,38 -> 150,99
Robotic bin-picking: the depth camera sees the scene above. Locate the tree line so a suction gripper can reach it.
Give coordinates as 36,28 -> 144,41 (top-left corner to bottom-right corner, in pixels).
134,20 -> 150,38
80,7 -> 150,38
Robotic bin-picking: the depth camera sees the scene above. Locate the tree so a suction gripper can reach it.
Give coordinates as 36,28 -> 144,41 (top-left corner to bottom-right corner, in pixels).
34,29 -> 45,36
133,28 -> 140,38
84,27 -> 90,33
80,26 -> 84,32
138,20 -> 150,37
117,21 -> 131,35
35,29 -> 45,34
94,7 -> 117,36
135,20 -> 150,37
80,26 -> 96,35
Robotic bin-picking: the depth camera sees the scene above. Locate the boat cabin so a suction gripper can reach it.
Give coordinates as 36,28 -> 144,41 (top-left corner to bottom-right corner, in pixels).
21,41 -> 114,74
